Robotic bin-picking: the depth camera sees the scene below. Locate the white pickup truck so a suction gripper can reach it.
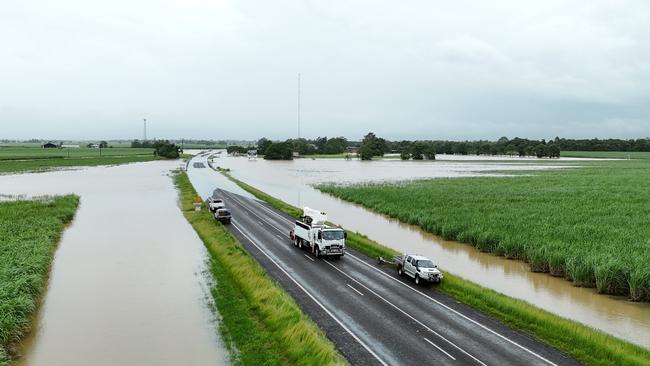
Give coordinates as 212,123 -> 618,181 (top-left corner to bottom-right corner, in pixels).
394,254 -> 443,285
207,197 -> 225,213
289,207 -> 346,258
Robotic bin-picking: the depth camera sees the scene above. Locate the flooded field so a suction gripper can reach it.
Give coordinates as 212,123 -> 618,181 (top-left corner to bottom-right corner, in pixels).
212,155 -> 650,348
0,161 -> 228,365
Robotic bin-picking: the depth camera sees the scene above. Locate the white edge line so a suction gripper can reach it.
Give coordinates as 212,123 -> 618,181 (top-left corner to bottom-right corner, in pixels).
424,338 -> 456,360
230,222 -> 388,366
228,192 -> 558,366
322,259 -> 486,366
345,253 -> 559,366
346,284 -> 364,296
303,254 -> 315,262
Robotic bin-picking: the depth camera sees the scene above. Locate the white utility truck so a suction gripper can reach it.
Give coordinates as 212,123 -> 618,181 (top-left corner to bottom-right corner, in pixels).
289,207 -> 346,258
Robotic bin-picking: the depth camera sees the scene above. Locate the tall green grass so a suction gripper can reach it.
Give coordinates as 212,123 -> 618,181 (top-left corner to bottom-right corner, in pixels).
0,147 -> 154,160
561,151 -> 650,159
223,170 -> 650,366
0,196 -> 79,365
318,160 -> 650,302
174,172 -> 347,366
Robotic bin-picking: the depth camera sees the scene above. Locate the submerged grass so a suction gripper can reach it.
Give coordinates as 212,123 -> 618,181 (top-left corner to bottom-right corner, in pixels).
174,172 -> 346,366
318,160 -> 650,302
0,195 -> 79,365
0,156 -> 159,174
223,171 -> 650,366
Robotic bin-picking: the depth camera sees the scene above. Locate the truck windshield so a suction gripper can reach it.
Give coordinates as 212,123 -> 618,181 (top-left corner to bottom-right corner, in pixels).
322,230 -> 344,240
416,260 -> 435,268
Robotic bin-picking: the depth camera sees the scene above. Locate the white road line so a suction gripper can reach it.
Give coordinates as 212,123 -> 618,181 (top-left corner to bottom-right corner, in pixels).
304,254 -> 315,262
230,221 -> 388,366
322,259 -> 486,366
346,284 -> 364,296
344,253 -> 559,366
424,338 -> 456,360
227,192 -> 558,366
275,234 -> 285,241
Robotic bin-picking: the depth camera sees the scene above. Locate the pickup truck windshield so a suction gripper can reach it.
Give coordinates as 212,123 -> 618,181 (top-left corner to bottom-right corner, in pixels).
322,230 -> 344,240
416,260 -> 435,268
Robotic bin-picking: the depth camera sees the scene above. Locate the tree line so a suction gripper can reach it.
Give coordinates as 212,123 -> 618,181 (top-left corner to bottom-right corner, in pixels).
554,137 -> 650,152
131,139 -> 180,158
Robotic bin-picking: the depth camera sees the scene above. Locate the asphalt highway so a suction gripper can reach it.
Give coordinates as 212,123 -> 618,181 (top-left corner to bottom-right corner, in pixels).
188,155 -> 581,366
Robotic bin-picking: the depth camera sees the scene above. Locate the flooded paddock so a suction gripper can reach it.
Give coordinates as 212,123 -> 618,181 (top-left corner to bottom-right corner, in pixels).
211,155 -> 650,348
0,161 -> 229,365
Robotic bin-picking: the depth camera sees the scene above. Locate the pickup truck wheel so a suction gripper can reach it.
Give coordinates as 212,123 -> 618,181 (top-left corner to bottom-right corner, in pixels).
298,239 -> 303,249
315,248 -> 320,258
414,275 -> 420,285
397,266 -> 403,276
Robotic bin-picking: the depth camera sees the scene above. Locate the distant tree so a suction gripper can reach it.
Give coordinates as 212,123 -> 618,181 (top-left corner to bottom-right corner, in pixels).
86,143 -> 93,148
411,142 -> 425,160
257,137 -> 272,155
359,132 -> 386,160
400,150 -> 411,160
264,142 -> 293,160
131,139 -> 142,148
99,140 -> 108,148
324,137 -> 348,154
548,144 -> 561,158
152,140 -> 180,159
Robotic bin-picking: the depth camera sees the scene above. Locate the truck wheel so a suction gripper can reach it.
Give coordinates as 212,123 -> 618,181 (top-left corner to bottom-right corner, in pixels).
315,248 -> 320,258
294,238 -> 299,247
298,239 -> 303,249
414,275 -> 420,285
397,266 -> 403,276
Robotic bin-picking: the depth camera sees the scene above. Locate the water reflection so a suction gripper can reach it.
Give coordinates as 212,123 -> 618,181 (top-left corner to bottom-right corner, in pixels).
0,161 -> 229,366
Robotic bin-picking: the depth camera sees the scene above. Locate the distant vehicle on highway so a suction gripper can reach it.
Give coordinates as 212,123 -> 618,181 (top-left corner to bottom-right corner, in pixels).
214,208 -> 232,224
289,207 -> 346,258
207,197 -> 225,212
395,254 -> 443,285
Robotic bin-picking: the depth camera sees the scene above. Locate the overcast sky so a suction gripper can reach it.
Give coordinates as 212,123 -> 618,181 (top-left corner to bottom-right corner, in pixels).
2,0 -> 650,141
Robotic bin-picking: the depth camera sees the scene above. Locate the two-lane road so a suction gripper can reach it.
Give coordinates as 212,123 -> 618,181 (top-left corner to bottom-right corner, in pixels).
188,155 -> 580,366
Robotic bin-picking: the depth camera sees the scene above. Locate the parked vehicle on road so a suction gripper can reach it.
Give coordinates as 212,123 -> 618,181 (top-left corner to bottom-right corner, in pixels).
207,197 -> 225,212
214,208 -> 232,224
289,207 -> 346,258
391,254 -> 443,285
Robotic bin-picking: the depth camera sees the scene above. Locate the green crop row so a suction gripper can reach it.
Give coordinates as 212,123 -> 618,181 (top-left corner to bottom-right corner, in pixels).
317,160 -> 650,301
222,170 -> 650,366
0,195 -> 79,365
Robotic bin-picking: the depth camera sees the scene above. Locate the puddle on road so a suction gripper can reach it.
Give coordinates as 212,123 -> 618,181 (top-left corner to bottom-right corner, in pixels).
212,155 -> 650,349
0,161 -> 229,366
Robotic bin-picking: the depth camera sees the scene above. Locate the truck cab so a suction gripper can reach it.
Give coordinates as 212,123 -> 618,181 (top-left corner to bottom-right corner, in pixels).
290,207 -> 346,258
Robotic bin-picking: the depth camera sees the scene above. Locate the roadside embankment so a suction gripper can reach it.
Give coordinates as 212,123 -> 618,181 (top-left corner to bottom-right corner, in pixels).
174,172 -> 347,366
222,171 -> 650,366
0,195 -> 79,365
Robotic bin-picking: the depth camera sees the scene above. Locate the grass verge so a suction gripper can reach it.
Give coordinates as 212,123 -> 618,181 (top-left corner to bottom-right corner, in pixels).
174,172 -> 346,366
222,171 -> 650,366
0,156 -> 159,174
0,195 -> 79,365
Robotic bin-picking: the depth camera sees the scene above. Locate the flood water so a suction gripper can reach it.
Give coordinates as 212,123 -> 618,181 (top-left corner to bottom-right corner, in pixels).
211,154 -> 650,349
0,161 -> 229,365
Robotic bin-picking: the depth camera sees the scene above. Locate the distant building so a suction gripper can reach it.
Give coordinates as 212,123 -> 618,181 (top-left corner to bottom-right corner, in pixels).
42,142 -> 58,148
61,144 -> 80,149
346,146 -> 360,154
88,143 -> 100,149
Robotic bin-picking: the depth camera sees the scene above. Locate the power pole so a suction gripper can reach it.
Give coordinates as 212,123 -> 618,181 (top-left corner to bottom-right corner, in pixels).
297,73 -> 301,140
143,118 -> 147,141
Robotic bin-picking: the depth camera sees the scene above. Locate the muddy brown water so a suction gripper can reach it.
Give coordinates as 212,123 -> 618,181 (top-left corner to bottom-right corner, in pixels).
211,154 -> 650,349
0,161 -> 229,365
